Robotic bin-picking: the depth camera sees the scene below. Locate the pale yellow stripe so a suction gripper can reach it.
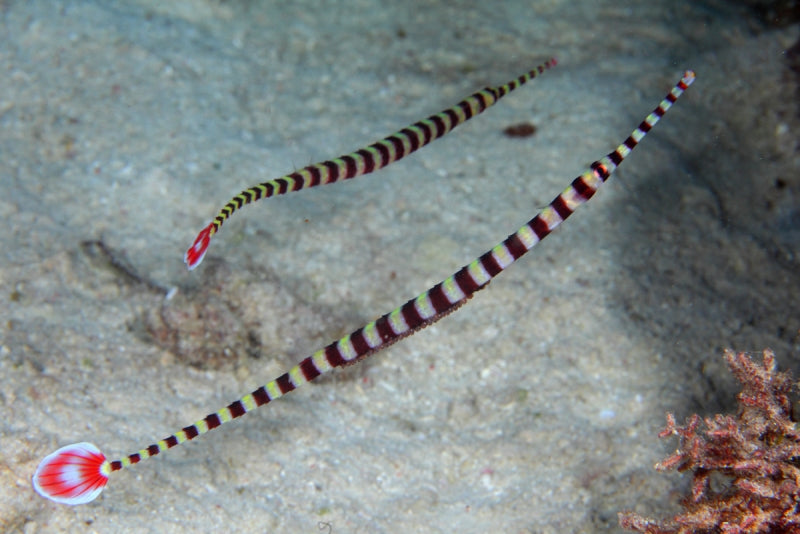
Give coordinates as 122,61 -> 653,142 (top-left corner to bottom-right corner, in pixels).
312,349 -> 332,373
560,188 -> 583,212
388,308 -> 409,334
297,168 -> 313,185
414,293 -> 435,320
467,259 -> 491,286
598,156 -> 617,174
336,159 -> 348,178
398,134 -> 412,154
352,152 -> 367,175
266,380 -> 282,400
516,224 -> 539,250
217,408 -> 233,424
491,244 -> 513,269
289,365 -> 307,386
241,393 -> 257,412
580,170 -> 603,191
442,276 -> 464,303
363,321 -> 382,349
364,146 -> 382,166
538,206 -> 562,231
644,112 -> 660,128
318,163 -> 332,185
337,337 -> 356,361
379,139 -> 397,162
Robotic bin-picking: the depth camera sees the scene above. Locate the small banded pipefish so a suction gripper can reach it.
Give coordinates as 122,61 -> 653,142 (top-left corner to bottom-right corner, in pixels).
33,69 -> 696,505
184,59 -> 558,270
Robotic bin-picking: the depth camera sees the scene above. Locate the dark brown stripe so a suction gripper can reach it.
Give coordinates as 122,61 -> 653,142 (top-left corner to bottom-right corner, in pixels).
183,425 -> 199,440
375,316 -> 396,343
290,173 -> 305,191
323,160 -> 340,182
387,135 -> 405,158
276,374 -> 295,394
399,127 -> 421,152
165,436 -> 179,448
307,166 -> 322,187
504,233 -> 527,260
128,453 -> 141,464
325,343 -> 348,367
341,155 -> 358,178
372,141 -> 391,167
591,161 -> 610,181
414,120 -> 433,144
608,150 -> 623,166
551,195 -> 573,220
263,182 -> 275,197
252,386 -> 270,406
479,251 -> 502,277
454,266 -> 480,294
241,190 -> 253,203
349,328 -> 371,357
457,100 -> 474,120
356,148 -> 376,173
572,176 -> 596,201
443,109 -> 459,130
666,92 -> 677,103
110,460 -> 123,471
299,357 -> 321,381
276,178 -> 289,194
252,186 -> 263,201
530,215 -> 552,240
431,115 -> 447,138
228,400 -> 246,418
474,91 -> 491,112
204,413 -> 221,430
623,135 -> 638,150
401,300 -> 424,330
147,444 -> 160,457
427,283 -> 452,314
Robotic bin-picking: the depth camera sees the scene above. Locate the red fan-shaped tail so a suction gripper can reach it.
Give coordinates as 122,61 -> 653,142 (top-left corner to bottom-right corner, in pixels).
33,442 -> 109,505
184,223 -> 214,270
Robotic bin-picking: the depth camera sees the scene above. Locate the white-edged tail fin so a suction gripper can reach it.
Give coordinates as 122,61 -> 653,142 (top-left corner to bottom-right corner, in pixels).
33,442 -> 109,505
184,223 -> 214,270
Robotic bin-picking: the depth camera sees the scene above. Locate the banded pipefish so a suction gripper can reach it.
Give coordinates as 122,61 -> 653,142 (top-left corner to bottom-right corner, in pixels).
33,68 -> 695,505
184,59 -> 558,270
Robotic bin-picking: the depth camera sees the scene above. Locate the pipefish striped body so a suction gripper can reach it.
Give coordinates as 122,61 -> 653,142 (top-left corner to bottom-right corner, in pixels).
33,67 -> 696,505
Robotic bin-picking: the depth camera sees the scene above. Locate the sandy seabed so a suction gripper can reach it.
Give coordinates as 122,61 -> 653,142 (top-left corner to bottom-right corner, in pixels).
1,1 -> 799,532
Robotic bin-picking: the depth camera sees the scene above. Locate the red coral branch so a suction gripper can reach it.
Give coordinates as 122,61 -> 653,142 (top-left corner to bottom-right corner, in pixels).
620,349 -> 800,534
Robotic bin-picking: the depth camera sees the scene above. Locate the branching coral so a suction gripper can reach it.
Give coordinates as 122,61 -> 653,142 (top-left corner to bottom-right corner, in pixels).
620,349 -> 800,534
